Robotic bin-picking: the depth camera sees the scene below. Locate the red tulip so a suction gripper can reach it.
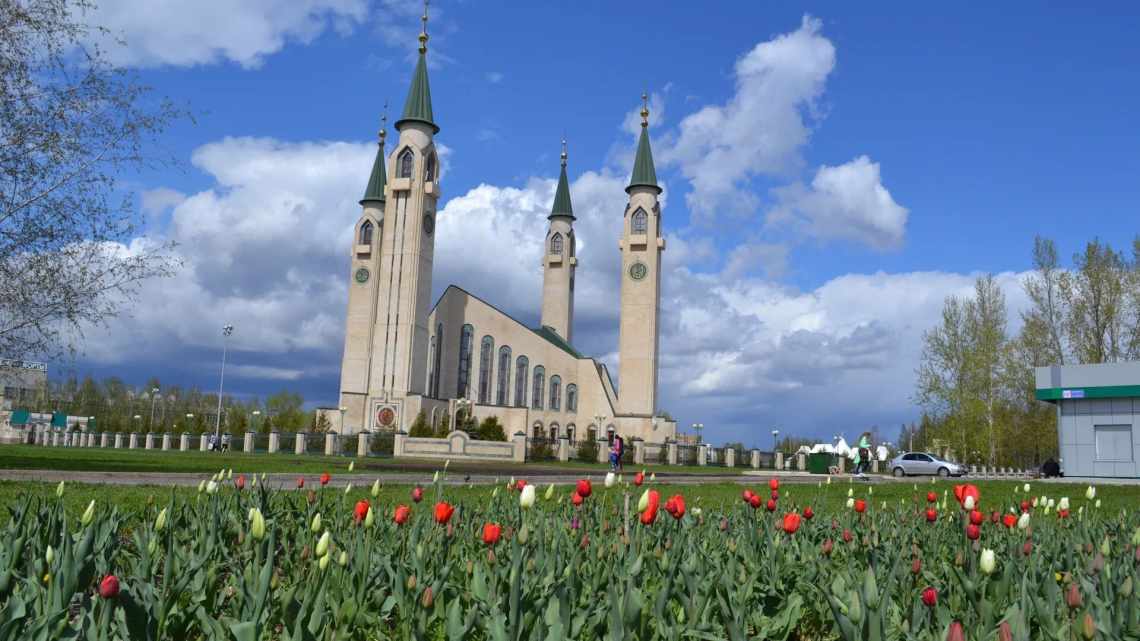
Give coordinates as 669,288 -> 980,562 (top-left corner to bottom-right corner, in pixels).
842,528 -> 853,543
854,499 -> 867,513
782,512 -> 801,534
953,484 -> 979,508
235,475 -> 245,490
770,489 -> 779,500
98,575 -> 119,599
393,504 -> 411,525
947,621 -> 965,641
803,506 -> 814,520
515,479 -> 527,492
925,508 -> 938,523
411,486 -> 424,503
640,490 -> 660,525
1066,582 -> 1082,609
1022,540 -> 1033,556
748,494 -> 762,509
921,586 -> 937,607
664,494 -> 686,520
296,476 -> 305,489
1020,500 -> 1031,513
1002,514 -> 1017,529
912,557 -> 922,575
575,479 -> 592,498
926,491 -> 937,503
966,524 -> 980,540
482,522 -> 502,546
990,511 -> 1000,524
319,472 -> 331,486
433,501 -> 454,525
353,499 -> 370,524
571,492 -> 583,506
742,489 -> 755,503
969,510 -> 983,526
1058,509 -> 1070,519
633,472 -> 644,486
766,498 -> 777,512
769,478 -> 779,491
821,538 -> 834,556
998,621 -> 1013,641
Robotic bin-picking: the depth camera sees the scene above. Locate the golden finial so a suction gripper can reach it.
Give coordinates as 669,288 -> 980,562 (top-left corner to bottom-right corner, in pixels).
560,137 -> 567,168
418,0 -> 429,53
378,100 -> 388,146
640,92 -> 649,127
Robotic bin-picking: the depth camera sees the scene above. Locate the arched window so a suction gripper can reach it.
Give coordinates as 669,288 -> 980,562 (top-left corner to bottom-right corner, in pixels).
566,384 -> 578,413
478,336 -> 494,404
549,232 -> 563,255
397,147 -> 415,178
549,423 -> 559,440
432,323 -> 443,397
427,335 -> 436,398
532,421 -> 543,438
566,424 -> 576,443
456,325 -> 473,398
359,220 -> 373,245
549,375 -> 562,411
425,152 -> 436,182
496,345 -> 511,406
514,356 -> 529,408
532,366 -> 545,410
631,208 -> 648,234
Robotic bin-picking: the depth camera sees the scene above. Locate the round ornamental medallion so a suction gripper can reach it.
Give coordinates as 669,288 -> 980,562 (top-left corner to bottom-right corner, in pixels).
376,406 -> 396,428
628,261 -> 647,281
423,213 -> 435,235
354,267 -> 370,284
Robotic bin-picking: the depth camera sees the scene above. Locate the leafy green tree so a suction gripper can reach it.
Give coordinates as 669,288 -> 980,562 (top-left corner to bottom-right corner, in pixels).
434,410 -> 451,437
475,416 -> 506,442
266,391 -> 305,431
408,411 -> 432,437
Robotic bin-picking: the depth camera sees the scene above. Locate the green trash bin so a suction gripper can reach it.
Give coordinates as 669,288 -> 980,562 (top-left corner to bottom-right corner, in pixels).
807,452 -> 835,474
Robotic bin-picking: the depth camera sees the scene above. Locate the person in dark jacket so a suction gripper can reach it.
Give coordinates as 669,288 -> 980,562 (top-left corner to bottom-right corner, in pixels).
1041,457 -> 1061,478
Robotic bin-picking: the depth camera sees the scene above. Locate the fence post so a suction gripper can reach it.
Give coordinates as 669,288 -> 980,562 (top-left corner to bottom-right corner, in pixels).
113,433 -> 123,449
751,450 -> 760,469
244,432 -> 255,453
296,432 -> 307,455
180,432 -> 190,451
324,432 -> 336,457
596,439 -> 609,464
100,432 -> 109,448
144,433 -> 154,450
871,459 -> 880,474
725,448 -> 735,468
512,431 -> 527,463
558,436 -> 570,462
393,431 -> 405,457
775,452 -> 784,470
357,432 -> 370,458
161,433 -> 172,450
198,434 -> 208,451
268,432 -> 280,454
90,432 -> 98,447
797,452 -> 806,471
667,441 -> 678,465
128,433 -> 138,449
697,444 -> 708,466
838,457 -> 846,473
633,440 -> 645,465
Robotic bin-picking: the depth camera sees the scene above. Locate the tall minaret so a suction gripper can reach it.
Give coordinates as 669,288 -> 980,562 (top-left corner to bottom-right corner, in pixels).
338,109 -> 389,428
364,2 -> 441,428
540,139 -> 576,342
617,94 -> 663,417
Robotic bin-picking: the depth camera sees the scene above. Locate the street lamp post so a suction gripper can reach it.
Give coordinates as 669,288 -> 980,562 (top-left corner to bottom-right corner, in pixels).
185,413 -> 194,433
338,407 -> 347,434
148,387 -> 159,431
214,324 -> 234,439
252,410 -> 261,433
133,414 -> 141,434
456,398 -> 472,433
593,414 -> 605,442
772,429 -> 780,452
690,422 -> 704,444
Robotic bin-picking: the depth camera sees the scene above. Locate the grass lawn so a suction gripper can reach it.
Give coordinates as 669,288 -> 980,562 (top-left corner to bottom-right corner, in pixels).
0,444 -> 743,476
2,477 -> 1130,523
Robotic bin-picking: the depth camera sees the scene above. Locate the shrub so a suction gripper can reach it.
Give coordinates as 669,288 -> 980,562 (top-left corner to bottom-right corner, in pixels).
577,437 -> 599,463
433,410 -> 451,437
407,411 -> 432,437
529,440 -> 554,461
474,416 -> 506,442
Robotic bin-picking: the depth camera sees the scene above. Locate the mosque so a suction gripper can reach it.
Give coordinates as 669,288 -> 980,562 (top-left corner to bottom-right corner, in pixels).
333,11 -> 677,445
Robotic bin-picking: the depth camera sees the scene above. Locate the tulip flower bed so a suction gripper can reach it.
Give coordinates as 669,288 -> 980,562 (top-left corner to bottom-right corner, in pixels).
1,474 -> 1138,641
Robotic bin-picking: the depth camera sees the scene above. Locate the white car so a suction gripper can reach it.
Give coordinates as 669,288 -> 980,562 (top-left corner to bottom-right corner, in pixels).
888,452 -> 967,477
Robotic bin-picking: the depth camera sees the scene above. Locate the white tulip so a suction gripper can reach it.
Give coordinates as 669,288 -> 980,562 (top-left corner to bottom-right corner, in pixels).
519,484 -> 536,509
979,548 -> 996,575
344,483 -> 352,495
1095,499 -> 1101,509
1058,497 -> 1069,511
206,480 -> 218,494
846,497 -> 855,509
197,480 -> 206,493
1085,486 -> 1096,500
847,488 -> 853,498
1023,483 -> 1030,493
1017,512 -> 1030,530
963,495 -> 975,511
691,507 -> 702,516
348,461 -> 355,472
826,476 -> 832,485
650,473 -> 656,482
315,530 -> 330,557
432,471 -> 439,483
638,489 -> 650,511
604,472 -> 616,488
310,513 -> 322,533
544,484 -> 554,500
371,480 -> 380,497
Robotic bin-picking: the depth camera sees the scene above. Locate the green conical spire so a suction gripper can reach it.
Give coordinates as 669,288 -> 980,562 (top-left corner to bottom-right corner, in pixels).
360,112 -> 388,205
626,93 -> 660,194
395,6 -> 438,134
549,139 -> 574,220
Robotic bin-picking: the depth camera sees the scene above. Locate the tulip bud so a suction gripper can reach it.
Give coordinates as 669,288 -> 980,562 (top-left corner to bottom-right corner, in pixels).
406,574 -> 417,590
544,484 -> 554,501
206,480 -> 218,495
847,488 -> 853,498
433,471 -> 439,484
343,482 -> 353,495
81,500 -> 95,526
912,558 -> 922,575
45,545 -> 54,566
310,513 -> 322,533
318,553 -> 330,571
1081,612 -> 1095,640
1066,582 -> 1082,609
421,586 -> 434,608
947,621 -> 965,641
1085,485 -> 1095,500
1017,512 -> 1030,530
998,622 -> 1013,641
821,539 -> 834,556
148,538 -> 157,555
604,472 -> 616,488
371,480 -> 380,497
1023,540 -> 1033,556
364,507 -> 375,528
979,548 -> 996,575
337,550 -> 348,567
637,490 -> 649,512
249,508 -> 266,540
155,507 -> 168,532
846,497 -> 855,509
315,530 -> 330,558
1121,575 -> 1133,597
1058,497 -> 1069,511
197,480 -> 205,493
55,481 -> 65,498
519,484 -> 536,509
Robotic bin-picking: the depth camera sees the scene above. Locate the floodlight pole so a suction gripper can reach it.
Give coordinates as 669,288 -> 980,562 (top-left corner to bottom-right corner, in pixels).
214,325 -> 234,439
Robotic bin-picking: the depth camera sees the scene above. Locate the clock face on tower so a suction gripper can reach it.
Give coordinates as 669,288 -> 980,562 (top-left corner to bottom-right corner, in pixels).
354,267 -> 370,284
628,261 -> 647,281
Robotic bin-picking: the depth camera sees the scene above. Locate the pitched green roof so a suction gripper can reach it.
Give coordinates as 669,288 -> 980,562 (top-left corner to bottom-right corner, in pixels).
395,51 -> 438,134
360,142 -> 387,205
533,325 -> 582,359
549,164 -> 574,220
626,125 -> 660,194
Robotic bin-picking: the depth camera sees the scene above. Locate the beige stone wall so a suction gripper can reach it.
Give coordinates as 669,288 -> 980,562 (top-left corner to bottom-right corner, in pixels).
617,187 -> 663,417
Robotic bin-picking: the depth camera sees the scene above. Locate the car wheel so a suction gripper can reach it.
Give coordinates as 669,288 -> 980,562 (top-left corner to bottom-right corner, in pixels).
937,467 -> 950,477
892,467 -> 905,478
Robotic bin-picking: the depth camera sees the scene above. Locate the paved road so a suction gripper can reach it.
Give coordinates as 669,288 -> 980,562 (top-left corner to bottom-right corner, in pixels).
0,468 -> 897,488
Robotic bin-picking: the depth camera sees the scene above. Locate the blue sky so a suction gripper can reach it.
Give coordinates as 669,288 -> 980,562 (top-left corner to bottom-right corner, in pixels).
71,1 -> 1140,447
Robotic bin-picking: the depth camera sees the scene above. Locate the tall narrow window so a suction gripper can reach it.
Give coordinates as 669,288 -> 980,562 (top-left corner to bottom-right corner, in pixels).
514,356 -> 529,408
631,208 -> 648,234
496,346 -> 512,406
425,152 -> 436,182
566,384 -> 578,413
478,336 -> 494,404
432,323 -> 443,397
549,232 -> 563,255
532,366 -> 545,410
549,375 -> 562,411
359,220 -> 373,245
456,325 -> 474,398
397,147 -> 414,178
427,336 -> 436,398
